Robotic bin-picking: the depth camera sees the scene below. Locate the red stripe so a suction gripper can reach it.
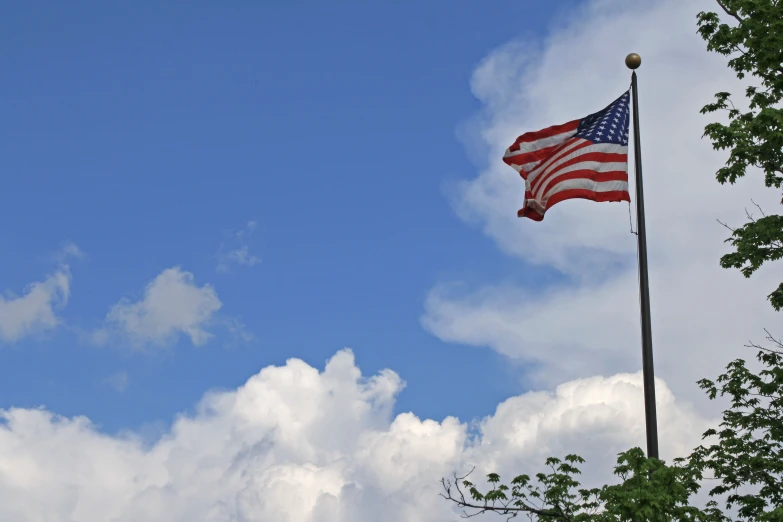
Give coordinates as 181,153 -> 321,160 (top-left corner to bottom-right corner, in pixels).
507,120 -> 580,152
503,143 -> 563,167
530,150 -> 628,194
526,139 -> 591,183
518,206 -> 545,221
538,171 -> 629,203
507,139 -> 584,180
518,189 -> 631,221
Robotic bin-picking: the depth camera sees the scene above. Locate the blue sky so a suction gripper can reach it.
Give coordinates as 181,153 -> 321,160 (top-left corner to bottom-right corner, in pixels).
1,1 -> 579,435
5,1 -> 783,520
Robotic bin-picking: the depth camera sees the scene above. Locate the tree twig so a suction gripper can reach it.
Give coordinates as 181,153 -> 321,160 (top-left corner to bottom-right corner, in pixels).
750,199 -> 766,217
717,218 -> 736,233
440,470 -> 574,522
716,0 -> 744,23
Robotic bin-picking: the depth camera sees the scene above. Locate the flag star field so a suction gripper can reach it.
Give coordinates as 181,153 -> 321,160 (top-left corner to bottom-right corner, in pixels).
576,90 -> 631,145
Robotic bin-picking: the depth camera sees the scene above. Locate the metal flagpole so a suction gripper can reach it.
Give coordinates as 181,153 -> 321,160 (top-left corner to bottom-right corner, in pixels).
625,53 -> 659,460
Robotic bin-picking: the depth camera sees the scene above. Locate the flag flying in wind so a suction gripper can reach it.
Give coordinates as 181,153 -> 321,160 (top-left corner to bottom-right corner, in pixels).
502,90 -> 632,221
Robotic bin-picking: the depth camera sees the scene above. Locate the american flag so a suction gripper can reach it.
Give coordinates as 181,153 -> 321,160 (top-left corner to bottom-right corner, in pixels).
502,90 -> 632,221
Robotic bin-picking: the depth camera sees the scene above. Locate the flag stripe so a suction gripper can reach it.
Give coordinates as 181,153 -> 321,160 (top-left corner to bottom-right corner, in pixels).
508,139 -> 579,178
519,187 -> 630,221
528,141 -> 625,185
537,168 -> 629,204
506,120 -> 579,152
505,129 -> 580,160
541,178 -> 629,206
526,139 -> 592,184
503,143 -> 566,169
532,154 -> 628,200
521,179 -> 630,217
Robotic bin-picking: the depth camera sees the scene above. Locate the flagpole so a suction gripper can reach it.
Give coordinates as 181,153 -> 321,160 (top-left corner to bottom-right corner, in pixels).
625,53 -> 659,460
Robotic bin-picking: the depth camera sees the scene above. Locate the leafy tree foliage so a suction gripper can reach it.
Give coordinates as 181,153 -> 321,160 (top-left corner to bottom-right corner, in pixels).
697,0 -> 783,310
441,332 -> 783,520
441,449 -> 726,521
689,330 -> 783,521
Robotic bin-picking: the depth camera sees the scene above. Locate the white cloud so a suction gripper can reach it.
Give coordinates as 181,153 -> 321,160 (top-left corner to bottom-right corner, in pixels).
0,350 -> 716,522
0,267 -> 71,344
217,221 -> 261,273
55,242 -> 84,263
96,267 -> 222,348
102,371 -> 130,392
421,0 -> 782,406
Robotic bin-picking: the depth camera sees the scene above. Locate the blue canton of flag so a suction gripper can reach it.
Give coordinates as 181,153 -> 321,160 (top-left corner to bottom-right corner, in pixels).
576,91 -> 631,146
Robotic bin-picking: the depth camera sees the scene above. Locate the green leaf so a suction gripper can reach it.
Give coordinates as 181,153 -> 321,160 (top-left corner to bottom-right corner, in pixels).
697,0 -> 783,310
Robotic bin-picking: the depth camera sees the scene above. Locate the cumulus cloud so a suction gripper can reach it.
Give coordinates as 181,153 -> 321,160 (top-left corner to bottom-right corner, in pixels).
422,0 -> 781,405
95,267 -> 222,348
0,350 -> 715,522
0,267 -> 71,344
217,221 -> 261,273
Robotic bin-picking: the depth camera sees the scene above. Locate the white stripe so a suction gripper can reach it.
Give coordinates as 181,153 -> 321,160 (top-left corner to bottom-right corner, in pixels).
532,160 -> 628,201
541,179 -> 629,206
530,142 -> 627,183
518,161 -> 538,174
529,142 -> 627,193
526,139 -> 588,183
524,199 -> 545,214
509,159 -> 545,176
503,128 -> 578,157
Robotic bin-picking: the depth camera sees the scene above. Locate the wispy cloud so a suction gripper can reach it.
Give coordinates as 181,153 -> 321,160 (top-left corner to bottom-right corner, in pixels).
54,242 -> 85,264
216,221 -> 261,273
102,371 -> 129,392
0,269 -> 71,343
94,267 -> 222,349
0,244 -> 83,344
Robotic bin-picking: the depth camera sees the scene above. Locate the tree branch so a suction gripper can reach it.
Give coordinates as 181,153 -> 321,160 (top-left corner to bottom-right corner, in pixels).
751,199 -> 767,218
440,470 -> 574,522
745,329 -> 783,355
717,218 -> 736,233
716,0 -> 744,23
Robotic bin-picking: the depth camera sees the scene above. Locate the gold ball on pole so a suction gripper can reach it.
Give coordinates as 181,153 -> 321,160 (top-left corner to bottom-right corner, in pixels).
625,53 -> 642,69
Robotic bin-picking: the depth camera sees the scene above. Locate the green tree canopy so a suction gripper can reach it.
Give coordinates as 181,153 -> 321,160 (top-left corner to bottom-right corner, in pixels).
698,0 -> 783,310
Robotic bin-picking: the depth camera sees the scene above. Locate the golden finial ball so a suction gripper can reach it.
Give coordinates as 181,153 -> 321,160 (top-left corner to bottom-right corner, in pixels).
625,53 -> 642,69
